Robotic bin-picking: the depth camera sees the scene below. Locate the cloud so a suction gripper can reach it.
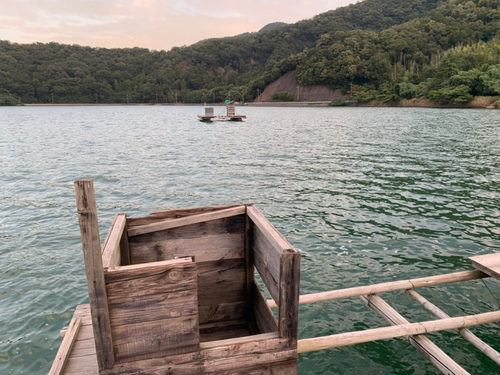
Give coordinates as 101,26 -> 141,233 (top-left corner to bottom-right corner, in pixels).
0,0 -> 358,50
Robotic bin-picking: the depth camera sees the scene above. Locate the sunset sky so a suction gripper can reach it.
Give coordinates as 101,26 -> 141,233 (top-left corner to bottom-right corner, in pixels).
0,0 -> 358,51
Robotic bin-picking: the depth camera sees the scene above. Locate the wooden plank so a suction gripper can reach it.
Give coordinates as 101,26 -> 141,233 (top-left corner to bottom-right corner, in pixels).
199,321 -> 251,342
298,310 -> 500,354
74,179 -> 114,370
151,204 -> 246,217
112,316 -> 199,363
253,224 -> 281,303
119,221 -> 130,266
406,289 -> 500,366
128,214 -> 245,244
104,258 -> 200,361
128,206 -> 246,237
469,253 -> 500,280
252,280 -> 278,334
108,288 -> 198,326
49,317 -> 82,375
100,337 -> 295,375
126,204 -> 243,228
200,332 -> 278,349
129,233 -> 245,264
208,360 -> 296,375
198,302 -> 247,324
105,259 -> 198,301
279,250 -> 300,340
361,294 -> 470,375
101,214 -> 126,270
244,213 -> 255,324
247,206 -> 292,253
268,270 -> 488,308
197,258 -> 247,307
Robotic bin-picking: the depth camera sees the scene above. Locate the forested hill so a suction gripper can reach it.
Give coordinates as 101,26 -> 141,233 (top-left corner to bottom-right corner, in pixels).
251,0 -> 500,106
0,0 -> 444,104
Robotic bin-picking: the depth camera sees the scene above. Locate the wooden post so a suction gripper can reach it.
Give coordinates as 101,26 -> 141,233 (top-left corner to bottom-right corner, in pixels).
119,215 -> 130,266
245,207 -> 256,326
74,179 -> 114,370
279,250 -> 301,339
361,294 -> 470,375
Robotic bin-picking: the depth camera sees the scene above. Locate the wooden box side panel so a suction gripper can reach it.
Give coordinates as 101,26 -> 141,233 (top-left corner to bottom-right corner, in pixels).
102,336 -> 297,375
128,215 -> 248,327
128,215 -> 246,264
197,258 -> 248,333
252,280 -> 278,334
104,259 -> 200,363
252,224 -> 282,303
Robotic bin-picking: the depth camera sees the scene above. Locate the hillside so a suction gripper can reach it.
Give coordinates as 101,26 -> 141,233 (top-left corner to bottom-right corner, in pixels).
0,0 -> 444,104
247,0 -> 500,106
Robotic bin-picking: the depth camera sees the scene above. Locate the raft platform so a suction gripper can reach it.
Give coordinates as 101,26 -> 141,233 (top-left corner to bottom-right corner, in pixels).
50,180 -> 500,375
198,105 -> 247,122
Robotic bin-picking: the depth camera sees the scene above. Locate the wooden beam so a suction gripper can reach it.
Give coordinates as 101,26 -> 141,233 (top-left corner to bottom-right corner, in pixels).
279,250 -> 300,340
48,317 -> 82,375
361,294 -> 470,375
247,206 -> 292,253
128,206 -> 246,237
151,204 -> 245,216
268,270 -> 488,308
101,213 -> 126,270
406,289 -> 500,366
245,212 -> 255,325
74,179 -> 114,370
297,310 -> 500,354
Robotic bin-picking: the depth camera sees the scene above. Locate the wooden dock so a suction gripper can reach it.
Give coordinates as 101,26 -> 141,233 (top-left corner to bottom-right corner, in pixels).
49,179 -> 500,375
198,104 -> 246,122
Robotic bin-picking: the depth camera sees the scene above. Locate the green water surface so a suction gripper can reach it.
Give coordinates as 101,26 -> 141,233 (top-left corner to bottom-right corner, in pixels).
1,105 -> 499,374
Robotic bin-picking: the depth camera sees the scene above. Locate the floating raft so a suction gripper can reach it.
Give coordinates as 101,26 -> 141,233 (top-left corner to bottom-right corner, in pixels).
198,104 -> 247,122
50,179 -> 500,375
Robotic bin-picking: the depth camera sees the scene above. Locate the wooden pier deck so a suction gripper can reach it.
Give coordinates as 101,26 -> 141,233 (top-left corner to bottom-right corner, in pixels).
49,179 -> 500,375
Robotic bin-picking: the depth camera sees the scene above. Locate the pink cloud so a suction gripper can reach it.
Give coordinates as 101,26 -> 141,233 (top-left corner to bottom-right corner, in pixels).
0,0 -> 357,50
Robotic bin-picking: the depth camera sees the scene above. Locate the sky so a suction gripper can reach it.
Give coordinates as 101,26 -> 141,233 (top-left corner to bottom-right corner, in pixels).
0,0 -> 358,51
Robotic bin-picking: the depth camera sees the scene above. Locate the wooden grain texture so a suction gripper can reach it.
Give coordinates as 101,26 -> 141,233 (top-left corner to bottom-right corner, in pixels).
199,332 -> 278,349
268,270 -> 488,309
244,213 -> 255,324
61,304 -> 98,375
49,317 -> 82,375
197,258 -> 247,307
128,214 -> 245,243
197,301 -> 246,325
151,204 -> 245,217
101,214 -> 126,270
252,280 -> 278,334
247,206 -> 293,253
279,251 -> 300,340
361,294 -> 470,375
119,222 -> 130,266
199,321 -> 251,342
253,224 -> 281,303
104,258 -> 200,362
74,179 -> 114,370
129,233 -> 245,264
469,253 -> 500,281
100,337 -> 296,375
298,310 -> 500,354
128,206 -> 246,237
126,204 -> 243,228
406,289 -> 500,366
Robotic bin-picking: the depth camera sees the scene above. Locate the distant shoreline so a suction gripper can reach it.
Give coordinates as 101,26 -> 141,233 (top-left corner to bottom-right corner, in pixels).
11,99 -> 499,109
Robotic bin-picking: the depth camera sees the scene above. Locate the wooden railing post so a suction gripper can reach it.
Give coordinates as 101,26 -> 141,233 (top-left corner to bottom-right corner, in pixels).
278,250 -> 301,339
74,179 -> 114,370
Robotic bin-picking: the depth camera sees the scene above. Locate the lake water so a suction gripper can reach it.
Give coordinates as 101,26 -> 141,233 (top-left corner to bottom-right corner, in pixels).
1,105 -> 500,374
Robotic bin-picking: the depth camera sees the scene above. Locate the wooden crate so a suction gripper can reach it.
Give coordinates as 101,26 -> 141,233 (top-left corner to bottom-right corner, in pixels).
56,180 -> 300,375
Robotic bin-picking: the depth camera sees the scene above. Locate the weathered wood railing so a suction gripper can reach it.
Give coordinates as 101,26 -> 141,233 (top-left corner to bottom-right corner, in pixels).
267,269 -> 500,375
